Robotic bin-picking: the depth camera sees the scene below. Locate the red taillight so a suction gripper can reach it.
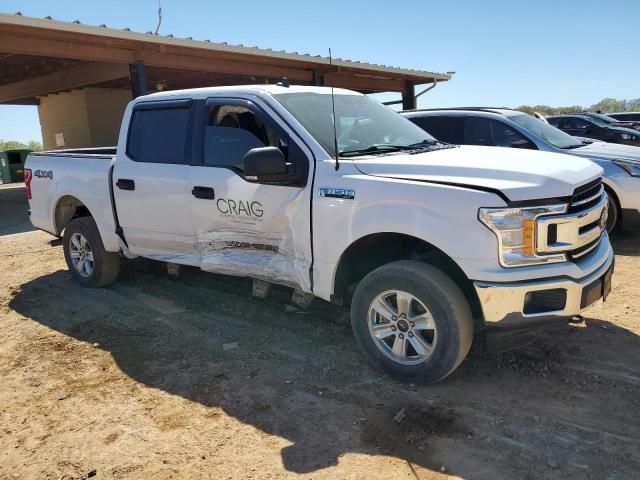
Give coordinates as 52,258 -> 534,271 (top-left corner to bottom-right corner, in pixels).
24,168 -> 32,199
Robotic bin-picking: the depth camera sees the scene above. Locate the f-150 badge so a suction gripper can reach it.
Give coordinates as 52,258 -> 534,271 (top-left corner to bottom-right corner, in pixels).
318,188 -> 355,200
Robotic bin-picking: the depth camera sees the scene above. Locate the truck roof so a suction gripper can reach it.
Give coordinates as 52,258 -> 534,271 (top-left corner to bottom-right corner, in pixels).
135,84 -> 361,103
401,107 -> 522,118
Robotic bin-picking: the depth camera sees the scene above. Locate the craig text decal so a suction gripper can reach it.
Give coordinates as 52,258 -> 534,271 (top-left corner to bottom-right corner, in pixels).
216,198 -> 264,225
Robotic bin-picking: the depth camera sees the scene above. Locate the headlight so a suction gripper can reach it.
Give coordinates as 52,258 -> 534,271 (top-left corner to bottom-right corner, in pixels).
620,133 -> 637,141
613,160 -> 640,177
479,205 -> 567,267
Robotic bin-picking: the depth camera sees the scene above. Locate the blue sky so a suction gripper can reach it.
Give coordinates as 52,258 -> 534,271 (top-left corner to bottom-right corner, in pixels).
1,0 -> 639,143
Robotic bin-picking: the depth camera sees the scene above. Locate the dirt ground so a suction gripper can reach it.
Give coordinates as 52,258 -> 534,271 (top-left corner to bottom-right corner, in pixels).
1,185 -> 639,480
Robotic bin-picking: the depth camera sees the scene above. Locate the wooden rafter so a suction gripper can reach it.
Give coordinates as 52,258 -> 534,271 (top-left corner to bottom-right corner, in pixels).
0,62 -> 129,103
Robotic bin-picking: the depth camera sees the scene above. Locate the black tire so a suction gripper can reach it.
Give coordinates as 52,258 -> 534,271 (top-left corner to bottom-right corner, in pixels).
63,217 -> 120,288
605,189 -> 620,234
350,260 -> 474,384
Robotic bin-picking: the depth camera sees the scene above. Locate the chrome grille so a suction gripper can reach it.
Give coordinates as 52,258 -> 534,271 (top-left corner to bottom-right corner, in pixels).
570,237 -> 601,260
536,178 -> 607,263
569,178 -> 604,213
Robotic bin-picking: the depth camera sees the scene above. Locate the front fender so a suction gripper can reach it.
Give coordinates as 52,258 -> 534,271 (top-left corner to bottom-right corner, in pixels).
312,175 -> 502,300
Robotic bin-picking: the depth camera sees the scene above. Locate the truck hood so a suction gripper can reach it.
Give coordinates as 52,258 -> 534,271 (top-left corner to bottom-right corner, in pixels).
572,141 -> 640,164
353,145 -> 602,202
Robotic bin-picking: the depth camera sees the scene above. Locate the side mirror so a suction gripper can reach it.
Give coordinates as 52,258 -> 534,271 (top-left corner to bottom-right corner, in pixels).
243,147 -> 288,182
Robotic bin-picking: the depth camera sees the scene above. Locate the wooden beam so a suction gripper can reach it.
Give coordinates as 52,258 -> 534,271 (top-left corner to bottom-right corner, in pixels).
144,53 -> 313,82
324,73 -> 404,93
0,34 -> 134,63
0,62 -> 129,103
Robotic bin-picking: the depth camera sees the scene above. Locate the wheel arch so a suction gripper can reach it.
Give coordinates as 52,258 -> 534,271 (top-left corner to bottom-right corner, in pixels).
53,195 -> 93,236
332,232 -> 483,328
602,181 -> 622,227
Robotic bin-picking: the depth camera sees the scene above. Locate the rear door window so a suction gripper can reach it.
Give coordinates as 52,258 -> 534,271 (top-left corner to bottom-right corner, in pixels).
463,117 -> 494,146
127,104 -> 191,164
463,117 -> 536,149
561,117 -> 590,130
409,116 -> 464,144
491,121 -> 536,149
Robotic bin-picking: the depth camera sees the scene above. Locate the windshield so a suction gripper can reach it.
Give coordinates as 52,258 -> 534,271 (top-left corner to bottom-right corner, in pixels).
582,116 -> 609,128
589,113 -> 618,124
274,92 -> 437,157
510,114 -> 583,149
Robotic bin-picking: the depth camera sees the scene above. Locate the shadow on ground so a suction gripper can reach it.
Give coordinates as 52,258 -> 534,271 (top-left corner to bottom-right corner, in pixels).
611,227 -> 640,256
9,259 -> 640,479
0,184 -> 34,236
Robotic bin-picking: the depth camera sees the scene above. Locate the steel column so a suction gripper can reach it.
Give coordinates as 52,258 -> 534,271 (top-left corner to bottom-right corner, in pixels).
129,60 -> 147,98
401,81 -> 416,110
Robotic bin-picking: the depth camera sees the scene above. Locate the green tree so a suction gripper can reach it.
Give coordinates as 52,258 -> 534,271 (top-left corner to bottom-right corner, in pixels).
515,97 -> 640,115
0,139 -> 43,152
589,98 -> 623,113
26,140 -> 43,152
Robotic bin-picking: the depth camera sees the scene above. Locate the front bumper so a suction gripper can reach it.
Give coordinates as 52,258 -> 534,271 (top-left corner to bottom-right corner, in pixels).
474,246 -> 614,329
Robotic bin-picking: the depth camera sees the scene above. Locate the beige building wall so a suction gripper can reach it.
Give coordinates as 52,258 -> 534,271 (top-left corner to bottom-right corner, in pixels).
85,88 -> 132,147
38,88 -> 132,150
38,90 -> 91,150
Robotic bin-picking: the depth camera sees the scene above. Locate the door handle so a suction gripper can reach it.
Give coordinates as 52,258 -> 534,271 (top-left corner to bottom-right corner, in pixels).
191,186 -> 215,200
116,178 -> 135,191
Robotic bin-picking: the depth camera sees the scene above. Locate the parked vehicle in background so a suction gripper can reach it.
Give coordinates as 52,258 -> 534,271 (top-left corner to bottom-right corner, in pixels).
577,112 -> 640,132
533,112 -> 548,123
402,108 -> 640,231
609,112 -> 640,122
25,86 -> 615,384
0,149 -> 30,183
547,114 -> 640,147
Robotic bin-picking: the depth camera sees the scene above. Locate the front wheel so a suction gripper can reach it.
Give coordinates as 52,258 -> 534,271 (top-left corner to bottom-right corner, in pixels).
605,191 -> 620,233
350,261 -> 474,384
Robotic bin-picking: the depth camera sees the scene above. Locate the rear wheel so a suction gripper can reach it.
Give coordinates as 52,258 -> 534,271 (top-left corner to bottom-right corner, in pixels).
63,217 -> 120,287
350,260 -> 474,384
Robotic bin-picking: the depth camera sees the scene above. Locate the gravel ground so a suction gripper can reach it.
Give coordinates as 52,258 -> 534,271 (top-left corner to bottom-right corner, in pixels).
1,186 -> 639,480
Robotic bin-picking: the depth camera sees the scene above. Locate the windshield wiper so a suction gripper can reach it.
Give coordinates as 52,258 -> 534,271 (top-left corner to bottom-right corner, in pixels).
340,140 -> 442,157
407,139 -> 440,148
560,143 -> 584,150
340,144 -> 416,157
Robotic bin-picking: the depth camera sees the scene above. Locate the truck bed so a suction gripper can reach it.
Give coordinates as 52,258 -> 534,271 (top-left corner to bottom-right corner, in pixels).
26,150 -> 119,251
31,147 -> 117,158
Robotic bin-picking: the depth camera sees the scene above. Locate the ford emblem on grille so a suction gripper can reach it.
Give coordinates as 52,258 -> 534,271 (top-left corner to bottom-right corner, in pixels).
600,208 -> 608,231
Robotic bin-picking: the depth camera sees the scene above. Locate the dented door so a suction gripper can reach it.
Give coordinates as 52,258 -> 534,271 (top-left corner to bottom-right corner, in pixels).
188,97 -> 314,292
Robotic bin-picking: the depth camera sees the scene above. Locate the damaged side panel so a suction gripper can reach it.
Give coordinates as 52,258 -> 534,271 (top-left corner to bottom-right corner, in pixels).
189,168 -> 314,293
198,229 -> 311,290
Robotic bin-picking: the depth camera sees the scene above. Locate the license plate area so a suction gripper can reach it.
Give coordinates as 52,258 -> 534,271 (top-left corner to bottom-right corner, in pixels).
580,263 -> 614,309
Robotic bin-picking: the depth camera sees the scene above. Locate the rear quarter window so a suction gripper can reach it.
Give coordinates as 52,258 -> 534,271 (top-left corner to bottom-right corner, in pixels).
408,116 -> 464,144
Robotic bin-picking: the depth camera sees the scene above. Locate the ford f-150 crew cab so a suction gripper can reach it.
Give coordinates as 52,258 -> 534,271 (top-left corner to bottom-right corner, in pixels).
25,85 -> 614,383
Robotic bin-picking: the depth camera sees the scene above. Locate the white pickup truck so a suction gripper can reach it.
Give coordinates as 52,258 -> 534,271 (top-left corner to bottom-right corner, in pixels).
25,85 -> 614,383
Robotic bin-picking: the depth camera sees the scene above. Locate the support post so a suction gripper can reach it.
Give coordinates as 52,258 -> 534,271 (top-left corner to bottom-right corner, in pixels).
401,81 -> 416,110
312,69 -> 324,86
129,60 -> 147,98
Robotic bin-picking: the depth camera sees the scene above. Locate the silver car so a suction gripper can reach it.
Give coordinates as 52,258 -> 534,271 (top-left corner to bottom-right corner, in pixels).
402,108 -> 640,231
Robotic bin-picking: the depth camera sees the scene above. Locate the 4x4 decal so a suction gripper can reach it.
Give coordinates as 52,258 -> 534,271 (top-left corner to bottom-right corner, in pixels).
33,169 -> 53,179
